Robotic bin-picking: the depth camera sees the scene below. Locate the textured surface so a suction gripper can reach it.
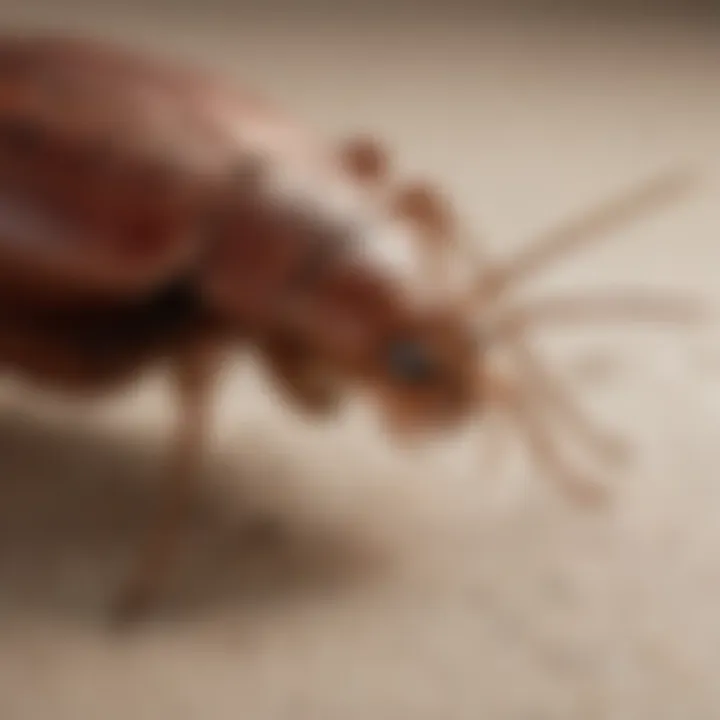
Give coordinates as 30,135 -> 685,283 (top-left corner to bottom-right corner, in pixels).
0,6 -> 719,719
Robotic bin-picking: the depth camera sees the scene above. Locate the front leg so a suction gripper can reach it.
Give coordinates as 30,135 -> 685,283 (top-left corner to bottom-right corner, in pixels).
112,338 -> 220,624
485,368 -> 609,506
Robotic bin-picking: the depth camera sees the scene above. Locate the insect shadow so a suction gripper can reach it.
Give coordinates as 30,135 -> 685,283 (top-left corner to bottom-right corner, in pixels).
0,400 -> 390,625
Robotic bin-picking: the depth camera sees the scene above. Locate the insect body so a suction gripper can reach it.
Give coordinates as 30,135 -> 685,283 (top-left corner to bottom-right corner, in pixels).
0,34 -> 702,620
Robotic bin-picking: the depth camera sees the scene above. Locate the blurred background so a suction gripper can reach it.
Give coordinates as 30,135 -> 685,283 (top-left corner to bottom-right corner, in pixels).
0,1 -> 718,719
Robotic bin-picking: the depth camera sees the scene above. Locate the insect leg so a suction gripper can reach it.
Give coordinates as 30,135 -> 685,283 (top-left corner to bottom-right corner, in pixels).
484,289 -> 706,465
506,339 -> 629,464
486,370 -> 609,505
112,337 -> 219,623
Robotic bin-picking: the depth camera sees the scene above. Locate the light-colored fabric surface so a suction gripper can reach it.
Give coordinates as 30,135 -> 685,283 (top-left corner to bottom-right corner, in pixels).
0,6 -> 719,718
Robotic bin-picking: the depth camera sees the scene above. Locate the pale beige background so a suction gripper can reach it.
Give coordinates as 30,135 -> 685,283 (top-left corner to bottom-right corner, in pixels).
0,2 -> 719,719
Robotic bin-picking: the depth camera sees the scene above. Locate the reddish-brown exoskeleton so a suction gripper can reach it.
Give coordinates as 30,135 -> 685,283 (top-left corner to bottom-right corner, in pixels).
0,34 -> 703,620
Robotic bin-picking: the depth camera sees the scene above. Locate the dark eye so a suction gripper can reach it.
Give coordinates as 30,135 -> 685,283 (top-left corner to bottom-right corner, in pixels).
387,340 -> 437,384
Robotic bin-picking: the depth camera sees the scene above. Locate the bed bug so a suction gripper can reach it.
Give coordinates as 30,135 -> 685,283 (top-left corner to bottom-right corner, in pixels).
0,33 -> 703,622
